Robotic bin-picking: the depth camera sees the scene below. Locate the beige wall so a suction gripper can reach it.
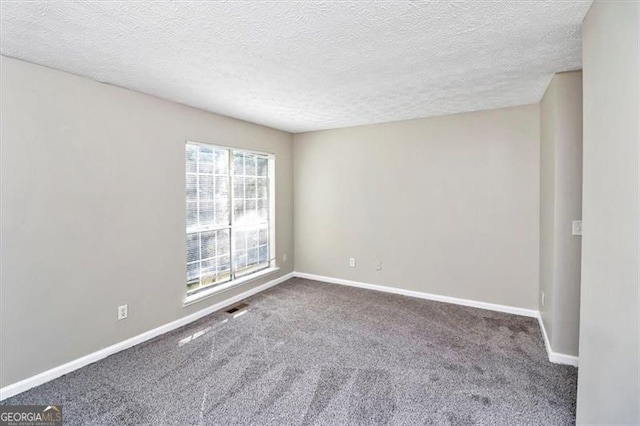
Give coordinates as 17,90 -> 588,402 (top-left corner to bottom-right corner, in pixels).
577,1 -> 639,423
0,56 -> 294,388
294,105 -> 540,310
539,71 -> 583,357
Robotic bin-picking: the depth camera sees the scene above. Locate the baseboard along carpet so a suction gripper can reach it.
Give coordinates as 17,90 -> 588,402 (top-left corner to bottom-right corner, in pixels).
2,278 -> 577,425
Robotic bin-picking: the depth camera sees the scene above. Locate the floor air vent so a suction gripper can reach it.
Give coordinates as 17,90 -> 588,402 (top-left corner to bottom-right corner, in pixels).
226,303 -> 249,314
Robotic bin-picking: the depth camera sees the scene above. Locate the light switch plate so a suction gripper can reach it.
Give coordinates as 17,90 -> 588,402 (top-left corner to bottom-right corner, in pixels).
572,220 -> 582,236
118,304 -> 128,320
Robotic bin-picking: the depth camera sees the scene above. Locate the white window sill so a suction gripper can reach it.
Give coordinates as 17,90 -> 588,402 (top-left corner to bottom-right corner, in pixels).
183,266 -> 280,307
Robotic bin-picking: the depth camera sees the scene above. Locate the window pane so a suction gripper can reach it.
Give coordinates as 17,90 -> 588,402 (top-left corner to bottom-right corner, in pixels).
258,199 -> 268,220
233,152 -> 244,176
218,255 -> 231,274
247,227 -> 258,248
257,158 -> 268,177
248,247 -> 258,265
201,259 -> 216,275
246,200 -> 257,221
187,262 -> 200,282
246,177 -> 257,199
186,174 -> 197,201
215,202 -> 229,227
200,259 -> 217,286
214,176 -> 229,226
234,228 -> 247,251
257,178 -> 268,199
244,154 -> 257,176
217,228 -> 230,255
259,245 -> 268,264
201,230 -> 216,259
233,178 -> 244,200
187,233 -> 199,263
215,149 -> 229,175
235,250 -> 247,269
198,145 -> 214,173
199,201 -> 214,227
198,175 -> 214,201
215,175 -> 229,196
233,200 -> 245,222
186,144 -> 197,173
186,202 -> 198,229
259,226 -> 268,246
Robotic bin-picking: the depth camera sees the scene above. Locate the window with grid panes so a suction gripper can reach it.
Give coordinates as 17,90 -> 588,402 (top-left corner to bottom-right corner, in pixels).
186,142 -> 273,296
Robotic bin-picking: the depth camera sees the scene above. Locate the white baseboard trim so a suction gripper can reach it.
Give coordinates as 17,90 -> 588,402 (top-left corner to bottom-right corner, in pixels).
294,272 -> 538,318
536,314 -> 579,367
0,271 -> 295,401
1,270 -> 578,400
295,271 -> 579,367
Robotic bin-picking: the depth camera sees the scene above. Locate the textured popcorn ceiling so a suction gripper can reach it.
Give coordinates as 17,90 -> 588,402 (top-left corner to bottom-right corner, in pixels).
0,1 -> 592,133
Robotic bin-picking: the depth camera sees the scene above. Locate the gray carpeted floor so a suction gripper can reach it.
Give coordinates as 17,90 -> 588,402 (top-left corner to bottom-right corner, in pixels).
3,278 -> 577,425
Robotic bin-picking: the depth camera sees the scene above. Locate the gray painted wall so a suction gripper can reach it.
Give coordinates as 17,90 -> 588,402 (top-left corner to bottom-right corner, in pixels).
0,56 -> 294,388
539,71 -> 583,357
539,76 -> 557,346
577,1 -> 639,423
294,105 -> 540,310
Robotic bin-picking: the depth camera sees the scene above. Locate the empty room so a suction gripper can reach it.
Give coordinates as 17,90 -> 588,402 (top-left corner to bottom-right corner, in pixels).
0,1 -> 638,425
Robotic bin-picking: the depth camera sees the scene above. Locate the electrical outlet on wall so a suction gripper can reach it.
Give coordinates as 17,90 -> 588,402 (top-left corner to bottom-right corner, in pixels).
349,257 -> 356,268
541,291 -> 545,307
376,261 -> 383,271
118,304 -> 128,320
283,253 -> 287,263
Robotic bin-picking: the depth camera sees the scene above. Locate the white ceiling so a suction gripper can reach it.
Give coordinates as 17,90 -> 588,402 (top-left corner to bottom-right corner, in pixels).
1,1 -> 592,133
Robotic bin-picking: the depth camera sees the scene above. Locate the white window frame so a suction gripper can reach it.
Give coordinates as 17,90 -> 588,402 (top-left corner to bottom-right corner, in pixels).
184,141 -> 278,306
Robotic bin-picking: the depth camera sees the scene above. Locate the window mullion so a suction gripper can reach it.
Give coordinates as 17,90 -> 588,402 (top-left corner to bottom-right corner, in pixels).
266,159 -> 270,266
198,232 -> 202,287
243,155 -> 247,270
196,146 -> 202,287
229,149 -> 235,280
